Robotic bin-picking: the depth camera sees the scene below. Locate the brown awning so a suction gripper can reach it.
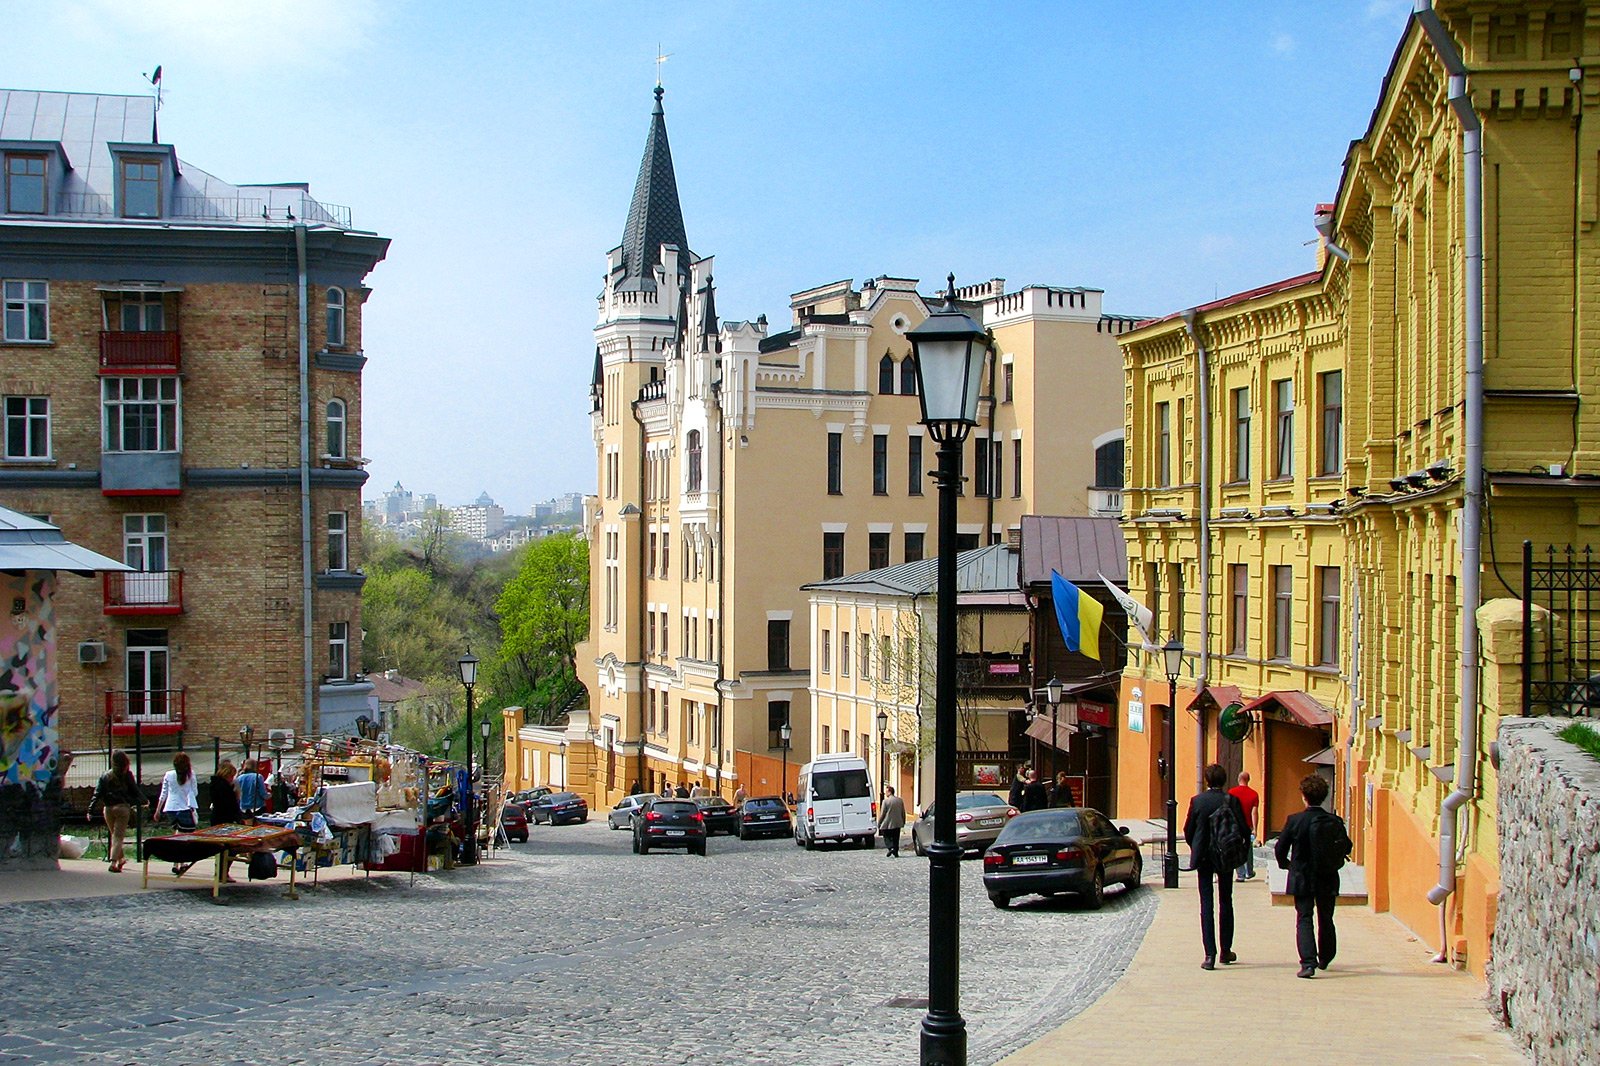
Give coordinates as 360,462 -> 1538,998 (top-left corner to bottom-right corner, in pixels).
1242,690 -> 1334,729
1188,684 -> 1243,713
1025,713 -> 1077,752
1303,745 -> 1339,766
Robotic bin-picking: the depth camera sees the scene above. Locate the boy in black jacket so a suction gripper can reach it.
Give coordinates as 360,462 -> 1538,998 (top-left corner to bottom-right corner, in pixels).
1274,773 -> 1352,978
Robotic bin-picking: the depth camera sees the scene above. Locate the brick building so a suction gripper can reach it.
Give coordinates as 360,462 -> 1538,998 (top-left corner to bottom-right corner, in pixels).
0,89 -> 389,756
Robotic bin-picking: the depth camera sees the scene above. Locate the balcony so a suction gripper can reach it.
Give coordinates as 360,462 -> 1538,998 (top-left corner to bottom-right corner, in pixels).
103,570 -> 184,615
106,688 -> 186,737
1088,487 -> 1124,517
99,331 -> 181,374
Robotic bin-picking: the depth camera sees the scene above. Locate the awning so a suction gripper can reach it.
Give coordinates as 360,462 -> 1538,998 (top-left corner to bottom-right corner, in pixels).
1025,713 -> 1077,752
94,282 -> 185,293
1187,684 -> 1243,714
1242,690 -> 1334,729
0,508 -> 129,575
1302,745 -> 1339,766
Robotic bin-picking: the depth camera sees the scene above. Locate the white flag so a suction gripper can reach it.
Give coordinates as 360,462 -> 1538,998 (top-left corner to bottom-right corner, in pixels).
1099,572 -> 1155,647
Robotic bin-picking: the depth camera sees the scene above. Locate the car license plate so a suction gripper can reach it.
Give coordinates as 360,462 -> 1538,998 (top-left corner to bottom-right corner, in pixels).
760,815 -> 777,821
1013,854 -> 1047,866
978,817 -> 1001,827
820,816 -> 839,824
667,830 -> 684,836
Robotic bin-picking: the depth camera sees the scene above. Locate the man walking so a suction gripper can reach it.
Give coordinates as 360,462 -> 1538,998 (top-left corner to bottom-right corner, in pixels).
1183,763 -> 1251,970
1228,771 -> 1261,881
1021,769 -> 1050,812
877,786 -> 906,857
1275,774 -> 1352,978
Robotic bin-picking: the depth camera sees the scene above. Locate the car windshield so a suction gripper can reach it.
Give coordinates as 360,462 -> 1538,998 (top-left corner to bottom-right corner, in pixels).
651,801 -> 697,816
551,793 -> 579,803
995,811 -> 1081,844
812,769 -> 870,800
745,798 -> 786,811
955,793 -> 1006,810
695,797 -> 730,809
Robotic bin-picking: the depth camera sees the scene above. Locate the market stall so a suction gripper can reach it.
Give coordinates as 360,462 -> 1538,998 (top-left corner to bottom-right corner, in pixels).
140,823 -> 301,900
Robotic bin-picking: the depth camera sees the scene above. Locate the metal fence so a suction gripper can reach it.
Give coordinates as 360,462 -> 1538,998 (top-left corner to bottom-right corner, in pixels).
1522,541 -> 1600,715
62,730 -> 234,860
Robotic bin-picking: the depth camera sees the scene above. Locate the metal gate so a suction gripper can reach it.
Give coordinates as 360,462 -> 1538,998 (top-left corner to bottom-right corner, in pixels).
1522,541 -> 1600,715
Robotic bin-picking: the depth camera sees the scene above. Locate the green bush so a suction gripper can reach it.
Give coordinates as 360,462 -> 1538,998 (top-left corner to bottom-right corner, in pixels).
1558,722 -> 1600,761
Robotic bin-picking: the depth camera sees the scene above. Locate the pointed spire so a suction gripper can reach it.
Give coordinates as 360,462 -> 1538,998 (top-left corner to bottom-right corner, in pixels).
619,86 -> 690,291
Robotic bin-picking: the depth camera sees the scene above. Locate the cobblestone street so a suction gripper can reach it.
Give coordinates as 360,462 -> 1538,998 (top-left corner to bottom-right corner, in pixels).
6,821 -> 1155,1065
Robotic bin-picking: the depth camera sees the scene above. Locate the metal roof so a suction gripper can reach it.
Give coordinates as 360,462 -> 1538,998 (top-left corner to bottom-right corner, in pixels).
0,506 -> 128,575
1018,515 -> 1127,586
803,543 -> 1024,604
616,87 -> 689,292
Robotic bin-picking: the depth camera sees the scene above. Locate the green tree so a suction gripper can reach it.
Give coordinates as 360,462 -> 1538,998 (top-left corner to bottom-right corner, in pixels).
495,532 -> 588,721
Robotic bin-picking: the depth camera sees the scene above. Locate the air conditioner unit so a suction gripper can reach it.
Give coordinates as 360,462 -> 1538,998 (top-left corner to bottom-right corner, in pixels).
77,641 -> 108,665
268,728 -> 296,751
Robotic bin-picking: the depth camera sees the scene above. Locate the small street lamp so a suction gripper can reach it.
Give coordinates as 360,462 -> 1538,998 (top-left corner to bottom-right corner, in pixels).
441,735 -> 452,759
458,647 -> 480,866
876,708 -> 890,794
1043,677 -> 1063,783
909,273 -> 992,1066
1161,637 -> 1184,889
779,719 -> 792,801
238,724 -> 254,764
480,718 -> 492,778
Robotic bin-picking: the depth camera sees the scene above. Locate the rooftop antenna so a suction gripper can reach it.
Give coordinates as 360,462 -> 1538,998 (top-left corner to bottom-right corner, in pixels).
141,65 -> 163,143
655,45 -> 672,89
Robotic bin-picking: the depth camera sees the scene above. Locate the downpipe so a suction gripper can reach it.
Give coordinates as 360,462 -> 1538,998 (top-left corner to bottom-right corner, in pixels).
1181,310 -> 1212,791
294,223 -> 314,737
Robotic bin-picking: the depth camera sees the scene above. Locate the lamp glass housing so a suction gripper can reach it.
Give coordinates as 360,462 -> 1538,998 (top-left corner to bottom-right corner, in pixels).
442,736 -> 452,755
876,709 -> 889,734
1045,676 -> 1063,705
779,722 -> 792,746
908,285 -> 991,440
481,720 -> 491,739
457,650 -> 479,687
1162,638 -> 1184,683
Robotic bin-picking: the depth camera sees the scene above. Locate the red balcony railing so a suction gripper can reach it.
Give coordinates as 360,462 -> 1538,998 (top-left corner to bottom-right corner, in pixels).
106,688 -> 186,736
103,570 -> 184,614
99,331 -> 181,373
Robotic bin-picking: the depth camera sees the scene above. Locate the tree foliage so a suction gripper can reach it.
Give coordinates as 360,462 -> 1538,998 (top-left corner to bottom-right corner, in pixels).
494,532 -> 588,723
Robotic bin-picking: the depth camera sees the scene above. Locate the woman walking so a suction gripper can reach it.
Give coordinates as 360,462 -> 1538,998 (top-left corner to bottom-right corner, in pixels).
156,752 -> 199,832
89,750 -> 143,872
208,760 -> 242,826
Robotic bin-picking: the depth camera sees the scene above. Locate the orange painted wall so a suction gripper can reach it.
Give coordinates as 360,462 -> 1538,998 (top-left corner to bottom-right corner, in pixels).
736,750 -> 796,800
1460,852 -> 1499,981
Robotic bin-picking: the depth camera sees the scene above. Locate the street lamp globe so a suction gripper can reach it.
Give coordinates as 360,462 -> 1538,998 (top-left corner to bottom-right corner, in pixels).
779,721 -> 792,747
480,720 -> 492,740
442,736 -> 452,757
1045,677 -> 1062,706
876,709 -> 889,735
909,274 -> 992,443
1162,637 -> 1184,683
457,648 -> 479,688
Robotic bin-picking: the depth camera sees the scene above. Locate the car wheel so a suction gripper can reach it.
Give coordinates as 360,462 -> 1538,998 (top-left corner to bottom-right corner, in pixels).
581,816 -> 589,824
1124,854 -> 1143,890
694,844 -> 706,857
638,840 -> 650,855
609,819 -> 618,831
914,838 -> 927,857
631,835 -> 640,854
990,895 -> 1010,909
1085,866 -> 1106,910
803,833 -> 815,851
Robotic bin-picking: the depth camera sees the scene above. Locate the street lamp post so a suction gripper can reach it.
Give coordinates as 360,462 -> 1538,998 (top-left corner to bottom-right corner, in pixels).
238,724 -> 254,766
909,274 -> 992,1066
876,708 -> 890,795
1162,637 -> 1184,889
458,648 -> 480,866
1043,677 -> 1062,784
480,718 -> 492,778
779,720 -> 792,801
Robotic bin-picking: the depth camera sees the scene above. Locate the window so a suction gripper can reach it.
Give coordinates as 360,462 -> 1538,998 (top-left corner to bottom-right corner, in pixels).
869,531 -> 890,570
102,377 -> 179,452
904,531 -> 924,563
1318,566 -> 1341,667
325,399 -> 347,459
861,732 -> 870,760
827,431 -> 842,494
125,630 -> 170,719
1229,565 -> 1248,655
908,435 -> 923,496
661,531 -> 669,577
1145,562 -> 1162,640
326,287 -> 346,346
859,633 -> 871,679
1230,387 -> 1251,482
119,158 -> 162,218
123,514 -> 168,572
823,531 -> 845,580
687,701 -> 697,744
1013,437 -> 1023,497
4,154 -> 47,214
821,725 -> 831,753
956,532 -> 980,552
1167,562 -> 1185,642
880,636 -> 892,680
328,621 -> 349,681
768,701 -> 791,748
3,280 -> 48,341
1094,437 -> 1124,489
327,512 -> 348,571
821,630 -> 832,674
1003,362 -> 1014,403
1319,370 -> 1343,475
648,532 -> 657,578
901,355 -> 918,395
686,429 -> 702,492
841,631 -> 851,677
1270,565 -> 1293,661
1156,402 -> 1171,487
3,396 -> 49,459
767,619 -> 790,671
992,440 -> 1002,501
842,729 -> 850,752
1272,378 -> 1294,479
878,354 -> 896,394
873,433 -> 888,495
974,437 -> 991,497
119,290 -> 165,332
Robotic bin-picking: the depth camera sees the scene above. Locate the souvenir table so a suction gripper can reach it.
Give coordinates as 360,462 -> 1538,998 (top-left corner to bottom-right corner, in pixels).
140,823 -> 302,900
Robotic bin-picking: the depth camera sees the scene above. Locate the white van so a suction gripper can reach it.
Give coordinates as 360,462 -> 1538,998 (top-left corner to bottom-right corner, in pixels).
794,754 -> 876,849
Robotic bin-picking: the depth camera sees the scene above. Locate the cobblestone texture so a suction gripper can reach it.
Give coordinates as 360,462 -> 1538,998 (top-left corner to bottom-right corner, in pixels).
3,822 -> 1155,1064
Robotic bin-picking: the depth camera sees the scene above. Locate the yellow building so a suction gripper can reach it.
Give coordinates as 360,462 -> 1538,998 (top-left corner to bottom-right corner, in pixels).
564,88 -> 1137,811
1118,0 -> 1600,976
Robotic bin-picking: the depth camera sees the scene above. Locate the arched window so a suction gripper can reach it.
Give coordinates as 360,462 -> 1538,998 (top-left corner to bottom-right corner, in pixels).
686,429 -> 703,493
326,399 -> 347,459
878,354 -> 896,394
326,287 -> 346,347
1094,436 -> 1124,489
900,354 -> 919,396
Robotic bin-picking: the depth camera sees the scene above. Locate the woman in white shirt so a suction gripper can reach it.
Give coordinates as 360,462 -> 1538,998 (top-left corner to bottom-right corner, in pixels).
156,752 -> 199,832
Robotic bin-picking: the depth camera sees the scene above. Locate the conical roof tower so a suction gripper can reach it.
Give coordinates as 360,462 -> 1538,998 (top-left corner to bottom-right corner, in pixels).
618,86 -> 690,291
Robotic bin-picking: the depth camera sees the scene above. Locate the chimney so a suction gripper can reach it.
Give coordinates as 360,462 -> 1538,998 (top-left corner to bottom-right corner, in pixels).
1007,527 -> 1022,552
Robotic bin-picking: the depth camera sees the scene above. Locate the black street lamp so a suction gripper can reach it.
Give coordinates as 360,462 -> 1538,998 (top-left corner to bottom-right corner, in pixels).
480,718 -> 492,778
1043,677 -> 1062,783
441,735 -> 452,760
1162,637 -> 1184,889
779,720 -> 792,802
238,724 -> 254,765
458,647 -> 480,866
876,708 -> 890,793
909,273 -> 992,1066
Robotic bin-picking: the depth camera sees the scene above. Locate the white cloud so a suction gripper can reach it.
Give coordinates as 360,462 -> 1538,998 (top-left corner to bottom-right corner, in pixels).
64,0 -> 382,71
1270,31 -> 1296,55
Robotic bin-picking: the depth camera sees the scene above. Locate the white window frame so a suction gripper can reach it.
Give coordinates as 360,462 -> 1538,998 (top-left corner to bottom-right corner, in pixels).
326,399 -> 347,459
327,511 -> 348,572
328,621 -> 350,681
123,514 -> 168,571
2,279 -> 48,342
326,287 -> 346,347
125,631 -> 171,717
102,377 -> 180,453
3,395 -> 50,460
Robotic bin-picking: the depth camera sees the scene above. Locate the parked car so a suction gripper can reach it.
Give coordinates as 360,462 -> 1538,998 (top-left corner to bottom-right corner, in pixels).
514,787 -> 553,808
528,791 -> 589,825
911,792 -> 1019,857
736,796 -> 792,840
607,793 -> 653,830
631,797 -> 707,855
981,807 -> 1143,910
694,795 -> 740,835
500,802 -> 529,843
793,754 -> 876,849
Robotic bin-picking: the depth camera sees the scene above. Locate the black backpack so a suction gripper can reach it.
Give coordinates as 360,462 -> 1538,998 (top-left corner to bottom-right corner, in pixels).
1307,809 -> 1352,875
1207,798 -> 1250,870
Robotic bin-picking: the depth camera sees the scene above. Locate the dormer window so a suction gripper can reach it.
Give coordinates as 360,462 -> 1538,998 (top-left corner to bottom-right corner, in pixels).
326,287 -> 346,346
119,157 -> 163,218
4,154 -> 46,214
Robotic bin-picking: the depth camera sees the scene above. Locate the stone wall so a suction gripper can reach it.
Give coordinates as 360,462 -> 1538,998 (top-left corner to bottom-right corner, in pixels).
1490,716 -> 1600,1064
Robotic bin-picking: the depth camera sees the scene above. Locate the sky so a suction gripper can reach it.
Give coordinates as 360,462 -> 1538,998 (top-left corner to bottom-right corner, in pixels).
9,1 -> 1415,513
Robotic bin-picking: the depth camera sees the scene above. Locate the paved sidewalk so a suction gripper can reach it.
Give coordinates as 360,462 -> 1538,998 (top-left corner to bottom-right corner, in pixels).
0,854 -> 437,904
999,874 -> 1524,1064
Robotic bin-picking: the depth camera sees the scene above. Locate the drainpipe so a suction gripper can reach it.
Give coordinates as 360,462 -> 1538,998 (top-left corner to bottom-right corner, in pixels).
294,223 -> 314,737
1346,576 -> 1362,823
632,396 -> 650,793
1181,310 -> 1212,792
1415,4 -> 1485,940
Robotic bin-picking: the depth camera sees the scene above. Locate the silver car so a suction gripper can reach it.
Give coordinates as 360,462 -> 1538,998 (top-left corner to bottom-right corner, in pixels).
911,792 -> 1019,856
607,793 -> 653,830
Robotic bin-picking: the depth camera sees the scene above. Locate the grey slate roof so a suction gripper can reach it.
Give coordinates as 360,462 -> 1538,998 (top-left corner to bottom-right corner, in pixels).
1017,515 -> 1127,587
803,543 -> 1020,601
617,87 -> 690,291
0,506 -> 127,575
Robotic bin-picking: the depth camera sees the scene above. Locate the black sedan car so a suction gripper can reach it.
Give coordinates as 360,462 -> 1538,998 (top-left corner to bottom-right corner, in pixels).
694,795 -> 740,835
631,798 -> 707,855
982,807 -> 1142,910
735,796 -> 792,839
528,791 -> 589,825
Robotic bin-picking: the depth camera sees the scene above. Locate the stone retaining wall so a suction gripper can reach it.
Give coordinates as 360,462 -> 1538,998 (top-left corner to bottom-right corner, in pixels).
1490,717 -> 1600,1065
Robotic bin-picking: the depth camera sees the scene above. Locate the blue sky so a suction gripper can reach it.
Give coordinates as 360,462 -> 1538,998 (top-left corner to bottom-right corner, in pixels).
10,1 -> 1413,512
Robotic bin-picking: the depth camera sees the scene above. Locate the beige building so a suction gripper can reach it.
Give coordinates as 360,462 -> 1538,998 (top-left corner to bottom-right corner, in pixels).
569,87 -> 1137,807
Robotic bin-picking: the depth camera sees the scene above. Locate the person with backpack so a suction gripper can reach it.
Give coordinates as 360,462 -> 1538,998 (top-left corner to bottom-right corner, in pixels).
1274,773 -> 1353,978
1183,762 -> 1251,970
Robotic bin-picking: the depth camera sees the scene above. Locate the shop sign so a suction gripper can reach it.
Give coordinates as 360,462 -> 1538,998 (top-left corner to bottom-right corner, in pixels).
1079,700 -> 1112,727
988,662 -> 1021,675
971,764 -> 1003,786
1128,688 -> 1144,733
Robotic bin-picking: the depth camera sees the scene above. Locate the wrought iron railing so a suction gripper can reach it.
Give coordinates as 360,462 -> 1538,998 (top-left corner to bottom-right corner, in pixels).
106,689 -> 187,732
103,570 -> 184,614
1523,541 -> 1600,715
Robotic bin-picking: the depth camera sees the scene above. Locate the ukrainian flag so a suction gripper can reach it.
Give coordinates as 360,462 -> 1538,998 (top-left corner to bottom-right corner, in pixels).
1051,570 -> 1104,661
